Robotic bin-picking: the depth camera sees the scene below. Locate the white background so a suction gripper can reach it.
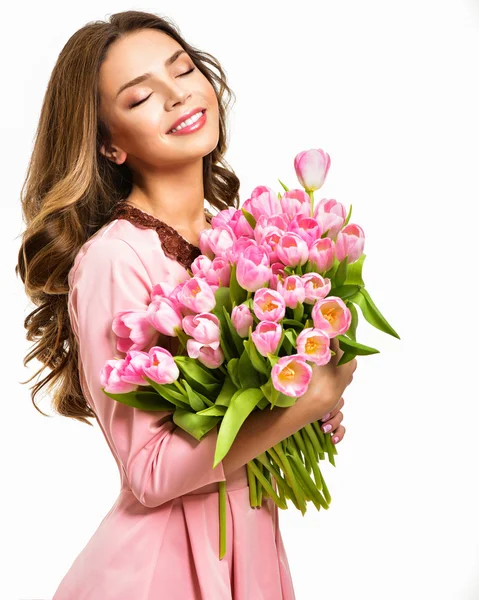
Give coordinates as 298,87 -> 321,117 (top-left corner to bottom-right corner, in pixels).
2,1 -> 478,599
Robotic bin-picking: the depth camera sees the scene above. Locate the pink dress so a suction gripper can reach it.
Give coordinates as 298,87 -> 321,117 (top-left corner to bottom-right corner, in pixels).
52,206 -> 297,600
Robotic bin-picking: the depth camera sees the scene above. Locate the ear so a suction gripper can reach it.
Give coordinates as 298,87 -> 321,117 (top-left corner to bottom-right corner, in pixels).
99,143 -> 127,165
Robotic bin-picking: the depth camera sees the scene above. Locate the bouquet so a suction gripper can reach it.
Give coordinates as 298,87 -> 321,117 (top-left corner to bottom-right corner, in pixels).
100,147 -> 400,559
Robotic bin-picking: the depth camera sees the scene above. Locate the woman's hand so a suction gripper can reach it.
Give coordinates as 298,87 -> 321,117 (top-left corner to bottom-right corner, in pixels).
317,395 -> 346,445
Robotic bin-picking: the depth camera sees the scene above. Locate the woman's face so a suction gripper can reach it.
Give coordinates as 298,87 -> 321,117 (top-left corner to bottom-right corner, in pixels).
98,29 -> 220,171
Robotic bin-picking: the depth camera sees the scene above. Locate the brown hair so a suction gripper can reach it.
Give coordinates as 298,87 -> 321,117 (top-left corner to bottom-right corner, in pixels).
15,10 -> 240,426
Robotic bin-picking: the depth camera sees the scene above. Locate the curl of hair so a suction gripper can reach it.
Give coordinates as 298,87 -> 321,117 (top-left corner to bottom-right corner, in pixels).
15,10 -> 240,425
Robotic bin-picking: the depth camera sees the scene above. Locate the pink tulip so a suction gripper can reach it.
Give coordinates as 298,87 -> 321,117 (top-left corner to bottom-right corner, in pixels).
100,358 -> 138,394
277,275 -> 305,309
271,355 -> 313,397
335,224 -> 365,264
226,236 -> 257,264
229,209 -> 254,238
187,340 -> 225,369
295,328 -> 331,365
247,186 -> 282,220
308,238 -> 335,273
231,304 -> 253,337
311,296 -> 352,337
261,230 -> 282,263
209,226 -> 236,257
314,198 -> 347,240
294,148 -> 331,192
251,321 -> 282,357
254,214 -> 288,243
276,232 -> 309,267
112,309 -> 158,353
280,189 -> 312,220
211,207 -> 236,229
150,281 -> 175,301
288,215 -> 322,247
301,273 -> 331,304
142,347 -> 180,384
198,228 -> 215,258
269,262 -> 286,290
147,297 -> 183,336
253,288 -> 286,322
178,277 -> 217,313
209,257 -> 231,287
191,255 -> 213,277
236,245 -> 271,292
115,350 -> 152,385
182,312 -> 221,347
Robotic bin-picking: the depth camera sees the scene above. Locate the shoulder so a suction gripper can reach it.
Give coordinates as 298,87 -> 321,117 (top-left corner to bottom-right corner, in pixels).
68,219 -> 156,289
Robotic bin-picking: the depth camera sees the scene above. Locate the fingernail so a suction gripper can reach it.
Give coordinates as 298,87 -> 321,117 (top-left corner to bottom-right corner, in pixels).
320,413 -> 330,422
322,423 -> 332,433
332,436 -> 339,444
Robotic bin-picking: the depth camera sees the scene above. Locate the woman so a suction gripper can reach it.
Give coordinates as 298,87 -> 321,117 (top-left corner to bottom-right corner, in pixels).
16,10 -> 354,599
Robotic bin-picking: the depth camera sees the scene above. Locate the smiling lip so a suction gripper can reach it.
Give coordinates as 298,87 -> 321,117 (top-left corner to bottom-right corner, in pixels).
167,108 -> 207,134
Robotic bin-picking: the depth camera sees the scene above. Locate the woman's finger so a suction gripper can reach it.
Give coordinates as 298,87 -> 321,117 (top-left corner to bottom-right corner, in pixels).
330,424 -> 346,445
320,410 -> 343,435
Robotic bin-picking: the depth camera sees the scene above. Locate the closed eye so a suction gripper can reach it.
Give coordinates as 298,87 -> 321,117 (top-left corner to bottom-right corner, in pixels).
128,67 -> 196,109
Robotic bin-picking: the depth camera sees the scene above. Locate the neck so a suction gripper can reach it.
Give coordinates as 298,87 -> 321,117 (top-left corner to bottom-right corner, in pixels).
126,160 -> 209,238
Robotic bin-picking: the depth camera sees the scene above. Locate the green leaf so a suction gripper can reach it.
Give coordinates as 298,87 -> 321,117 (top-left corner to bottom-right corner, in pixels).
260,378 -> 279,407
215,374 -> 238,407
197,404 -> 228,417
267,353 -> 280,368
102,388 -> 175,412
174,357 -> 222,395
243,337 -> 269,376
343,252 -> 366,287
349,288 -> 401,339
278,178 -> 289,192
141,376 -> 191,410
226,358 -> 241,389
241,208 -> 257,229
229,263 -> 247,306
334,255 -> 349,288
336,334 -> 379,356
238,347 -> 263,388
293,303 -> 304,321
182,380 -> 209,411
344,301 -> 359,341
172,409 -> 221,441
214,285 -> 232,314
281,318 -> 304,329
328,284 -> 361,299
284,328 -> 298,347
222,306 -> 245,356
214,388 -> 264,467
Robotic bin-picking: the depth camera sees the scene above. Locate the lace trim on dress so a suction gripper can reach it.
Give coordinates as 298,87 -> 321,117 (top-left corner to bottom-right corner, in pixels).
107,201 -> 211,270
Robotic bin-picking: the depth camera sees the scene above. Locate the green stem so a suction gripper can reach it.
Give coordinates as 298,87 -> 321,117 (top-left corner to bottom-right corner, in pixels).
256,451 -> 295,504
173,379 -> 187,396
287,451 -> 326,511
248,459 -> 286,509
292,430 -> 312,473
218,481 -> 227,560
265,447 -> 301,510
273,441 -> 307,514
301,429 -> 323,491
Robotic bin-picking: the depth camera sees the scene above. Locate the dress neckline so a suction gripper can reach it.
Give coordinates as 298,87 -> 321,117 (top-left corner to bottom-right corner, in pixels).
107,200 -> 211,270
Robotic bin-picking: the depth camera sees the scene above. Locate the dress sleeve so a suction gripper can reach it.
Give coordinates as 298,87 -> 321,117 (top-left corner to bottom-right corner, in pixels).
68,236 -> 226,507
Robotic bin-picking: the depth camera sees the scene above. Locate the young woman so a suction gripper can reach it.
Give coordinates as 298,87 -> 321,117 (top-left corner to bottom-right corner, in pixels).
16,10 -> 355,599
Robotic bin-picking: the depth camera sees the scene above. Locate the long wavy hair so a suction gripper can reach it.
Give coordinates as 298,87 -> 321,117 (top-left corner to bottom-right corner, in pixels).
15,10 -> 240,426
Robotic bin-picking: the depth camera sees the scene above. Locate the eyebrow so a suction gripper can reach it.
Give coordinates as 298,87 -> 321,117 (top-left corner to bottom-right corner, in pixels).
115,49 -> 187,98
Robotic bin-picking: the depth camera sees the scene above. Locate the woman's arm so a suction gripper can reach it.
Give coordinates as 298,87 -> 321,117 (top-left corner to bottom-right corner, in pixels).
69,235 -> 226,507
